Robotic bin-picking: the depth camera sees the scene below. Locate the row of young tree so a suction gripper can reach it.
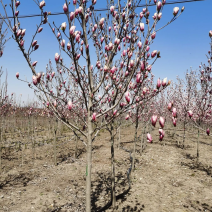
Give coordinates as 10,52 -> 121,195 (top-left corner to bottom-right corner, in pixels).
0,0 -> 212,211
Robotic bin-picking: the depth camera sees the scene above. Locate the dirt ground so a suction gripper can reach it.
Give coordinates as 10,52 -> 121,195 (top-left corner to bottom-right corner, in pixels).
0,124 -> 212,212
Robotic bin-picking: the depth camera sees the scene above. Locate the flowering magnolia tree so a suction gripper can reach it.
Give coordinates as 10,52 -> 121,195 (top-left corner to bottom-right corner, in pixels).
1,0 -> 184,210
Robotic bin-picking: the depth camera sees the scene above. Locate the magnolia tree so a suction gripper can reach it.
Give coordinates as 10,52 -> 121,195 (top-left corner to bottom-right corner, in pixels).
1,0 -> 184,210
169,70 -> 198,148
190,32 -> 212,162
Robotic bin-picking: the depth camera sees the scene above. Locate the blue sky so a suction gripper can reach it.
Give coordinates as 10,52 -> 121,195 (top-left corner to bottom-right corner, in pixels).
0,0 -> 211,102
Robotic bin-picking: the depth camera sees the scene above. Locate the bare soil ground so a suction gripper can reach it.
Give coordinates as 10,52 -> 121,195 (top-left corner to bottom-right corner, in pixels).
0,125 -> 212,212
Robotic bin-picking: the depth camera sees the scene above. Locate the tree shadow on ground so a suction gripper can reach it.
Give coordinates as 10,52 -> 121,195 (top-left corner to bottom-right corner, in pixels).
91,171 -> 145,212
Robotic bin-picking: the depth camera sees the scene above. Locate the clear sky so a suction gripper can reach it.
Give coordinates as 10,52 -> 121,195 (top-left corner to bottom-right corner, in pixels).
0,0 -> 211,102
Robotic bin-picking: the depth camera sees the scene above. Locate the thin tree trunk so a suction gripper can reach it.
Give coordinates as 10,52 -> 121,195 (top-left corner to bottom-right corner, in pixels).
54,123 -> 57,166
0,128 -> 2,172
197,123 -> 200,163
110,123 -> 116,209
86,116 -> 93,212
132,108 -> 139,171
182,118 -> 186,148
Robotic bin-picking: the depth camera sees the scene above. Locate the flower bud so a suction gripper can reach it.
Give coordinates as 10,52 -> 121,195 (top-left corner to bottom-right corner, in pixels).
61,22 -> 67,31
147,133 -> 153,143
151,115 -> 157,127
38,27 -> 43,33
55,53 -> 60,62
92,113 -> 97,121
16,72 -> 19,79
159,116 -> 165,128
39,0 -> 45,9
206,128 -> 210,136
209,30 -> 212,38
63,3 -> 68,13
140,23 -> 144,32
32,76 -> 38,85
188,110 -> 193,118
173,7 -> 179,16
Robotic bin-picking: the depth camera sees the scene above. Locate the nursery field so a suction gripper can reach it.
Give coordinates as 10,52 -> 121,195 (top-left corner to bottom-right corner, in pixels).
0,123 -> 212,212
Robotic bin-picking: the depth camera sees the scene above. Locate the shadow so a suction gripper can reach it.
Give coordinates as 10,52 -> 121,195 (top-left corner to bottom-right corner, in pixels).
91,171 -> 132,212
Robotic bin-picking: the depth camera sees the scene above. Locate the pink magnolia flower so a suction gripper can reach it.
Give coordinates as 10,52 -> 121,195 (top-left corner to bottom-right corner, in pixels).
157,1 -> 162,12
55,53 -> 60,62
206,128 -> 210,136
151,50 -> 157,58
209,30 -> 212,38
172,117 -> 177,127
173,7 -> 179,16
172,108 -> 177,117
69,26 -> 76,36
32,76 -> 38,85
136,73 -> 141,83
157,78 -> 161,89
68,101 -> 73,110
110,6 -> 115,13
15,11 -> 19,16
147,133 -> 153,143
125,91 -> 130,103
137,41 -> 142,49
67,42 -> 71,50
21,29 -> 26,36
61,39 -> 65,48
32,40 -> 37,47
92,113 -> 97,121
38,27 -> 43,33
151,115 -> 157,127
63,3 -> 68,13
151,32 -> 156,39
188,110 -> 193,118
15,1 -> 20,7
70,12 -> 75,21
162,77 -> 167,86
39,0 -> 45,9
167,102 -> 172,110
159,116 -> 165,128
125,114 -> 130,120
16,72 -> 19,79
61,22 -> 67,31
73,0 -> 76,5
32,61 -> 38,67
140,23 -> 144,32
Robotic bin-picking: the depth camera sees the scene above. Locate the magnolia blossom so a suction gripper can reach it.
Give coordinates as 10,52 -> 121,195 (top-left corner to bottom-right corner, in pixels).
172,117 -> 177,127
125,91 -> 130,103
172,108 -> 177,117
32,61 -> 37,67
140,23 -> 144,32
67,42 -> 71,50
61,22 -> 67,31
38,27 -> 43,33
157,1 -> 162,11
151,115 -> 157,127
68,101 -> 73,110
173,7 -> 179,16
151,50 -> 157,58
70,26 -> 76,36
162,78 -> 167,86
110,6 -> 115,13
125,114 -> 130,120
92,113 -> 97,121
206,128 -> 210,136
16,1 -> 20,7
159,129 -> 165,141
16,72 -> 19,79
167,102 -> 172,110
188,110 -> 193,118
209,30 -> 212,38
159,116 -> 165,128
39,0 -> 45,9
32,76 -> 38,85
147,133 -> 153,143
61,39 -> 65,48
55,53 -> 60,62
63,3 -> 68,13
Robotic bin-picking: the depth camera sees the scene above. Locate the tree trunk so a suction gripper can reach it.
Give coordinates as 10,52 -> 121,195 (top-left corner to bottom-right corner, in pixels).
132,108 -> 139,171
86,114 -> 93,212
197,123 -> 200,163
